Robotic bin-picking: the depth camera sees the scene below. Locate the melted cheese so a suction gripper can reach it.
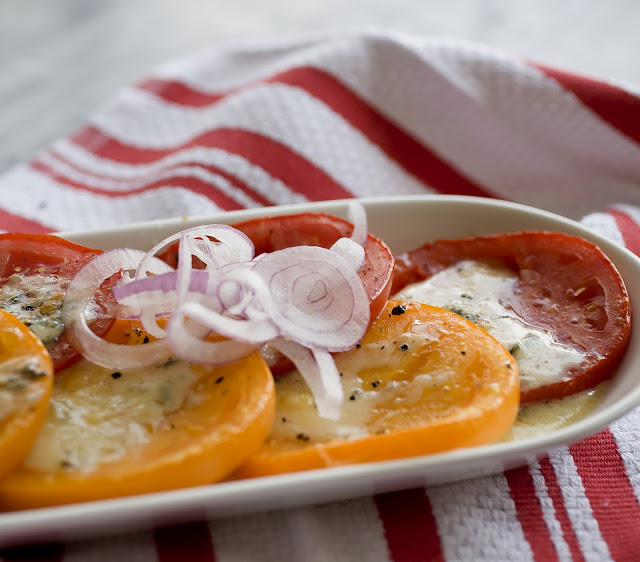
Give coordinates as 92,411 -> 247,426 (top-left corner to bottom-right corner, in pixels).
24,358 -> 204,472
271,334 -> 604,446
271,326 -> 469,444
272,369 -> 371,443
393,260 -> 586,391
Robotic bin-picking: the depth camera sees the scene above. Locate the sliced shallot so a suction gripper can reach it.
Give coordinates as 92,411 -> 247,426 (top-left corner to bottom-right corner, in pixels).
63,216 -> 371,419
347,201 -> 369,248
62,248 -> 175,369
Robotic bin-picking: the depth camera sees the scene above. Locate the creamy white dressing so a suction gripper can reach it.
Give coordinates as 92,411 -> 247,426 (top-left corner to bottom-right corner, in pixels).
24,358 -> 203,472
271,340 -> 603,446
393,260 -> 586,391
505,382 -> 607,441
272,368 -> 374,443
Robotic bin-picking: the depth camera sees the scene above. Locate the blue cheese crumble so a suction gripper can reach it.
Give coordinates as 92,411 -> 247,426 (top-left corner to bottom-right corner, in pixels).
0,273 -> 68,347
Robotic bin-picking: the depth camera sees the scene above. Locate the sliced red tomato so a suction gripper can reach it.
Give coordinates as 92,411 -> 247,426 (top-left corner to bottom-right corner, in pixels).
392,231 -> 631,403
0,234 -> 116,372
158,212 -> 395,324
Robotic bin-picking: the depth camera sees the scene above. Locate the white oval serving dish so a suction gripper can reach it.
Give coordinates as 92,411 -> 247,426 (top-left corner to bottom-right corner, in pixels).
2,195 -> 639,548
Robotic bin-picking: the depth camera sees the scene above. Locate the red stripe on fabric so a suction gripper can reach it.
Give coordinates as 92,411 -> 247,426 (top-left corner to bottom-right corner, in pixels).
606,208 -> 640,256
275,67 -> 497,198
138,78 -> 225,107
203,165 -> 273,207
48,148 -> 135,181
0,207 -> 53,233
35,155 -> 274,208
538,457 -> 585,562
70,126 -> 352,202
536,64 -> 640,146
30,160 -> 245,211
47,149 -> 273,207
153,521 -> 216,562
505,465 -> 559,561
138,68 -> 497,199
374,488 -> 443,562
570,429 -> 640,560
0,542 -> 64,562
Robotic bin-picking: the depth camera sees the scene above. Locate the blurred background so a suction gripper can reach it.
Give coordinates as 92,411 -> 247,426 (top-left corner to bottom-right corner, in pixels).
2,0 -> 639,174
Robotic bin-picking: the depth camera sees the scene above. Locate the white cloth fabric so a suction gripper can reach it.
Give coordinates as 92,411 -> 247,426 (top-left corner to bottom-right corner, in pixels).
2,29 -> 640,561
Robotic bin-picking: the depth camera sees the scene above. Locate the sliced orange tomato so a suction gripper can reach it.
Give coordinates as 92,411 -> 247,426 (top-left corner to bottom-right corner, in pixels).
234,300 -> 520,478
0,320 -> 275,510
0,310 -> 54,480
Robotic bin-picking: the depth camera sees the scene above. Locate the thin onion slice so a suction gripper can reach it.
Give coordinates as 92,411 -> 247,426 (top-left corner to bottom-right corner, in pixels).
139,305 -> 170,339
63,217 -> 372,419
178,268 -> 280,344
348,201 -> 369,248
135,224 -> 255,281
113,270 -> 209,308
165,310 -> 259,366
330,237 -> 365,271
251,244 -> 370,351
62,249 -> 174,369
268,338 -> 344,420
179,300 -> 280,345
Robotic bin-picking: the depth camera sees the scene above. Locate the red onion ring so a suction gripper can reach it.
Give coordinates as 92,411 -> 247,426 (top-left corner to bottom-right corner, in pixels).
64,219 -> 371,419
165,309 -> 259,366
61,248 -> 175,369
268,338 -> 344,420
330,237 -> 365,271
251,243 -> 369,351
135,224 -> 254,281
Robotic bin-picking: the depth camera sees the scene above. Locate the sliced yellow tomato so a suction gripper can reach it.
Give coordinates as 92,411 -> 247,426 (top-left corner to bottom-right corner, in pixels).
0,320 -> 275,510
235,300 -> 519,477
0,310 -> 54,479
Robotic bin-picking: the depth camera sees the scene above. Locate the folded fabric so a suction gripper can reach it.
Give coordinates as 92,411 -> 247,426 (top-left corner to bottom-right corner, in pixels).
2,29 -> 640,562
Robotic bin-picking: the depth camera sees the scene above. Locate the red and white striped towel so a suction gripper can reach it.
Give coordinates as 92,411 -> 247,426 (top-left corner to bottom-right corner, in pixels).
2,29 -> 640,562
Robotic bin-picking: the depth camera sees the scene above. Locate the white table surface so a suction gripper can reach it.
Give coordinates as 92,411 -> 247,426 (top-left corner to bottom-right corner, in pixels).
2,0 -> 639,175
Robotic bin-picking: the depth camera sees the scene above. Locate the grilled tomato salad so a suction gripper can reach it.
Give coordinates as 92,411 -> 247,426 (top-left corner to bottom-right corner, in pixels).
0,206 -> 630,509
